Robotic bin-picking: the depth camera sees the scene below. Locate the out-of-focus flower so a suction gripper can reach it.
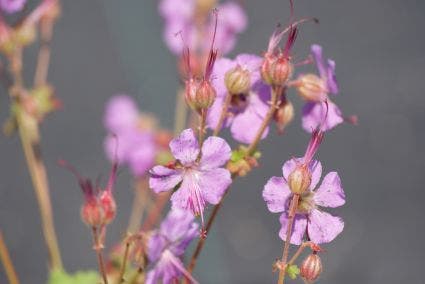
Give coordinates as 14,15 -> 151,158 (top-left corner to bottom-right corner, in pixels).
103,95 -> 158,177
146,208 -> 199,284
149,128 -> 231,231
59,159 -> 118,227
0,0 -> 26,14
262,158 -> 345,244
296,44 -> 347,132
159,0 -> 246,55
206,54 -> 272,144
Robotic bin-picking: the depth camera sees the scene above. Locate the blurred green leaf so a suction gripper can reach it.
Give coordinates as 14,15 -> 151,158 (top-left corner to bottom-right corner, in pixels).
48,269 -> 99,284
286,264 -> 300,280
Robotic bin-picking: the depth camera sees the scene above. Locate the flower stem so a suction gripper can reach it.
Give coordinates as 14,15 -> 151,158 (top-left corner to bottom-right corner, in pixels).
91,227 -> 108,284
8,50 -> 63,271
116,237 -> 131,284
288,241 -> 310,265
186,85 -> 281,277
127,178 -> 149,233
0,231 -> 20,284
174,88 -> 188,135
34,18 -> 54,87
213,92 -> 232,136
198,108 -> 207,147
278,194 -> 300,284
246,85 -> 281,156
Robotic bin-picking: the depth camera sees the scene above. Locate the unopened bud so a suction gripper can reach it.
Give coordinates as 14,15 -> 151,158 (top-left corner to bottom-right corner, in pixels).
186,79 -> 216,112
225,66 -> 251,94
100,191 -> 116,225
261,53 -> 293,86
296,74 -> 327,102
288,165 -> 311,194
274,100 -> 294,134
81,200 -> 104,227
300,254 -> 322,283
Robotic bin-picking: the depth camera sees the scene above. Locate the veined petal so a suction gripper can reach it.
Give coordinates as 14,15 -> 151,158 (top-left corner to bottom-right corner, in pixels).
311,44 -> 326,79
147,232 -> 167,262
314,172 -> 345,208
302,101 -> 344,133
279,213 -> 308,245
282,158 -> 322,190
160,208 -> 195,245
149,166 -> 183,193
170,129 -> 199,165
200,136 -> 231,169
307,209 -> 344,244
230,105 -> 269,144
262,177 -> 292,213
170,171 -> 205,217
199,168 -> 232,205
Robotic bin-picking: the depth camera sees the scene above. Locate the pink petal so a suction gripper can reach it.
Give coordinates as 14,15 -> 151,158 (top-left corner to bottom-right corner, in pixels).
104,95 -> 139,133
230,105 -> 269,144
128,143 -> 156,177
262,177 -> 292,213
169,129 -> 199,165
199,168 -> 232,205
307,209 -> 344,244
302,101 -> 344,133
200,136 -> 231,169
218,2 -> 247,33
279,213 -> 308,245
149,166 -> 183,193
282,158 -> 322,190
314,172 -> 345,208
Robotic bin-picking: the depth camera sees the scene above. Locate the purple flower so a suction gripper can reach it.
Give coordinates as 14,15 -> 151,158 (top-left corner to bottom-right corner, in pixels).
159,0 -> 246,55
149,129 -> 232,228
146,209 -> 199,284
262,158 -> 345,245
0,0 -> 26,14
206,54 -> 271,144
103,95 -> 157,177
300,44 -> 344,132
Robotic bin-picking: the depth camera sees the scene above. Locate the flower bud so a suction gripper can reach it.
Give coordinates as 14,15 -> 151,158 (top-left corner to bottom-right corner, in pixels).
296,74 -> 327,102
261,53 -> 293,86
225,66 -> 251,94
100,191 -> 117,225
274,100 -> 294,134
81,200 -> 104,227
184,78 -> 199,110
300,254 -> 322,283
288,165 -> 312,194
195,80 -> 216,109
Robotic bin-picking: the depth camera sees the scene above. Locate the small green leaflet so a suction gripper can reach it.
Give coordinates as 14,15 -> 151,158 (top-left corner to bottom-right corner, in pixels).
286,264 -> 300,280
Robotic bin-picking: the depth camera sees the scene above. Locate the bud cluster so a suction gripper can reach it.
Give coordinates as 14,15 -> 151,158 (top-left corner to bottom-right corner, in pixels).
261,53 -> 293,86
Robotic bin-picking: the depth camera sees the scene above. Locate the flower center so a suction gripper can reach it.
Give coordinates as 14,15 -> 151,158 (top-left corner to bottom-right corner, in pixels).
296,191 -> 316,214
230,93 -> 249,114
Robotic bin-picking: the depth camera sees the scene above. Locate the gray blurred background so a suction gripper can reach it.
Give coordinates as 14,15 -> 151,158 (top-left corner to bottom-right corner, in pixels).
1,0 -> 424,283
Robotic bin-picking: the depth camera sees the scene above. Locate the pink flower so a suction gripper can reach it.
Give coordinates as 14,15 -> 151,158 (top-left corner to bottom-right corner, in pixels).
0,0 -> 26,14
149,129 -> 232,230
262,158 -> 345,244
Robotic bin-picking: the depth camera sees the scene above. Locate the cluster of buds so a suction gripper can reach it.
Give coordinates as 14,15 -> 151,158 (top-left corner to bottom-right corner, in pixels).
227,146 -> 260,177
59,159 -> 118,227
20,85 -> 61,122
0,0 -> 60,55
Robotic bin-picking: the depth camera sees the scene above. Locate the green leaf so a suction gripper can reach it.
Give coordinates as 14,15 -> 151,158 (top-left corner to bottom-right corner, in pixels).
230,149 -> 245,162
286,264 -> 300,280
48,269 -> 99,284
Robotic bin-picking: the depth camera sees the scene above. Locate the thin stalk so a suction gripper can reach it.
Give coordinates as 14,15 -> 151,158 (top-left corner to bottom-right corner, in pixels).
246,85 -> 281,155
116,238 -> 131,284
288,242 -> 310,265
8,50 -> 62,270
197,109 -> 207,147
173,89 -> 188,135
213,92 -> 232,136
186,85 -> 282,278
278,194 -> 300,284
34,18 -> 53,87
0,231 -> 20,284
127,178 -> 149,233
92,227 -> 109,284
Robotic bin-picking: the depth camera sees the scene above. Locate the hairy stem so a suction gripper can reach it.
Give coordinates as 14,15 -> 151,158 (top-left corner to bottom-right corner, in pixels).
278,194 -> 299,284
92,227 -> 108,284
0,231 -> 20,284
8,50 -> 63,270
34,18 -> 54,87
213,92 -> 232,136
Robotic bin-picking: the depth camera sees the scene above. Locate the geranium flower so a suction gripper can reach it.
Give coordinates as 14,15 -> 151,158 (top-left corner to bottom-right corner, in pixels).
0,0 -> 26,14
149,128 -> 232,229
262,158 -> 345,244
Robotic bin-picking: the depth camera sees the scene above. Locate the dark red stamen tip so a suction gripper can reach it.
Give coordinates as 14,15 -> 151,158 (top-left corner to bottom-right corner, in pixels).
283,26 -> 298,57
58,159 -> 94,197
204,9 -> 219,80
